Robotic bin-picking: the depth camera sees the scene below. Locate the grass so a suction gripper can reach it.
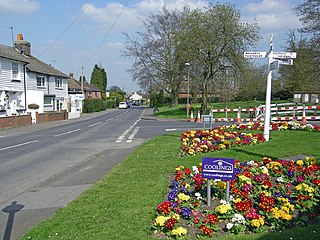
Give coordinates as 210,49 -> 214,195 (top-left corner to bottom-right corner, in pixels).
155,101 -> 319,119
20,128 -> 320,240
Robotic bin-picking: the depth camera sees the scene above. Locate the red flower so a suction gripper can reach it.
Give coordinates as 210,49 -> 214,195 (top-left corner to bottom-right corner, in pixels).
165,218 -> 177,230
203,214 -> 219,225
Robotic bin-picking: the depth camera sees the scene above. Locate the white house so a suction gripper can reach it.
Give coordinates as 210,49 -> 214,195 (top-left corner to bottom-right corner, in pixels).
0,34 -> 69,117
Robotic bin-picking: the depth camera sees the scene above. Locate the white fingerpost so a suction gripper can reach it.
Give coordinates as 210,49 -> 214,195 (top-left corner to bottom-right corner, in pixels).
244,33 -> 297,141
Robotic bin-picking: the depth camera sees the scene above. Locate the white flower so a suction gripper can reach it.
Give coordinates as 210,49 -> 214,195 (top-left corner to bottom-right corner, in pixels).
220,199 -> 227,205
195,192 -> 202,200
247,160 -> 258,166
226,222 -> 234,230
277,177 -> 285,183
192,166 -> 199,174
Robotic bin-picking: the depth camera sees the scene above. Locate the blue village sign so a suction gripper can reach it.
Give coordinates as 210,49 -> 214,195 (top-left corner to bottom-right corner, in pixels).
202,157 -> 235,180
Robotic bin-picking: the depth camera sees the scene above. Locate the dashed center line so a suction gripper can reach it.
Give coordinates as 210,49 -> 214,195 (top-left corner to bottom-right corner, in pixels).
0,140 -> 39,151
89,121 -> 102,127
53,129 -> 81,137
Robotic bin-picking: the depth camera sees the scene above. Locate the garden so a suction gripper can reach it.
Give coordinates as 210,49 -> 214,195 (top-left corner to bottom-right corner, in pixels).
152,121 -> 320,239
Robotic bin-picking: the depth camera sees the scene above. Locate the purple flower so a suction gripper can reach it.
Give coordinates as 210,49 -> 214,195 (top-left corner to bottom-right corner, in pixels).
180,206 -> 192,219
297,175 -> 305,183
287,171 -> 294,177
168,191 -> 178,201
253,174 -> 262,183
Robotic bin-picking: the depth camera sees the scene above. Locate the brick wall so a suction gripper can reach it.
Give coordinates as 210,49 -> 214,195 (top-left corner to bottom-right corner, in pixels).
0,111 -> 68,129
0,114 -> 32,129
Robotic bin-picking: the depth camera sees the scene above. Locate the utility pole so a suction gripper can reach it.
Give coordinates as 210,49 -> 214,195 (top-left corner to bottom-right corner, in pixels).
81,66 -> 84,94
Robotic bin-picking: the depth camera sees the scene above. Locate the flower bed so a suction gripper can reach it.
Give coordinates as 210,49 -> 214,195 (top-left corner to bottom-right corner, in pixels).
152,156 -> 320,238
180,121 -> 319,155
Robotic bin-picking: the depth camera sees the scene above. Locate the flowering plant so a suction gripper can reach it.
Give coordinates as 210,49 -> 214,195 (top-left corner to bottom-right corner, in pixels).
152,156 -> 320,238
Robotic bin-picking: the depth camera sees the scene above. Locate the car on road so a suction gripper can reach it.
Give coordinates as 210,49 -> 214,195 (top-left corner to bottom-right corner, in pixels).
118,102 -> 128,109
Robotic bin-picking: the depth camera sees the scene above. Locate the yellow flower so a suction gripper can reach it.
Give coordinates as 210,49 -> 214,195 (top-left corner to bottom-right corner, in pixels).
185,183 -> 190,190
188,149 -> 195,155
239,175 -> 252,184
178,193 -> 190,202
175,166 -> 184,171
171,227 -> 187,237
154,216 -> 170,227
251,217 -> 264,227
234,198 -> 242,203
172,213 -> 180,221
296,159 -> 304,166
216,181 -> 226,189
215,204 -> 232,214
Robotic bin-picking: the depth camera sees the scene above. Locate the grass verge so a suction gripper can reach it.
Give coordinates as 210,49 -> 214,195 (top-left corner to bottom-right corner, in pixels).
21,130 -> 320,240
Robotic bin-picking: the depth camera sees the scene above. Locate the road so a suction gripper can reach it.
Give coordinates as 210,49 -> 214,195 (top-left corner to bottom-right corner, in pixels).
0,106 -> 208,240
1,107 -> 317,240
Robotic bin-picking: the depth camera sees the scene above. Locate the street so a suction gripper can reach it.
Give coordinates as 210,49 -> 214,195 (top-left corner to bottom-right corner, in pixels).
0,107 -> 206,240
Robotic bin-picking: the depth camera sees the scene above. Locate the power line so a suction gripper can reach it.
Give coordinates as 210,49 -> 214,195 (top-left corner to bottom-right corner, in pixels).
37,0 -> 94,58
82,0 -> 130,68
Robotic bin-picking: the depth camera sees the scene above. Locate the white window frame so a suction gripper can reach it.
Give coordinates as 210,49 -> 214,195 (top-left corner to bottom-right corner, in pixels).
55,77 -> 63,89
12,62 -> 20,80
36,75 -> 46,87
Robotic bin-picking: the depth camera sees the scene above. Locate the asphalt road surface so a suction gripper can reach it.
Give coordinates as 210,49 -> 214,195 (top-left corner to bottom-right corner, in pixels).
0,106 -> 210,240
1,107 -> 318,240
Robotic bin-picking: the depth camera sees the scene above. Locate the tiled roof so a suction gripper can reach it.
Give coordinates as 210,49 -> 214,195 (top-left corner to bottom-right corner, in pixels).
68,77 -> 102,92
0,44 -> 67,78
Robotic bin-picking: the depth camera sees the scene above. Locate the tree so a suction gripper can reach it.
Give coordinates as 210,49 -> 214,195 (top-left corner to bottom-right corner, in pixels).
123,6 -> 189,106
294,0 -> 320,50
90,64 -> 107,93
178,3 -> 260,113
278,31 -> 320,95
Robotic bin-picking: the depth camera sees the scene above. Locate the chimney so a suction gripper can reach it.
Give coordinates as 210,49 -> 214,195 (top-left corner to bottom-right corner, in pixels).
69,73 -> 74,78
14,34 -> 31,56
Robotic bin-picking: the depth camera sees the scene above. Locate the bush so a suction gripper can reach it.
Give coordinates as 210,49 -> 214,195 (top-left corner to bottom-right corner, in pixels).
83,99 -> 106,113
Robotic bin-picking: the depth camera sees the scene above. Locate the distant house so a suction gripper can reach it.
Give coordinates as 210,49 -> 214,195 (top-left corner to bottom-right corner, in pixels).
67,74 -> 84,118
0,34 -> 69,117
79,77 -> 102,99
129,92 -> 143,104
294,92 -> 320,104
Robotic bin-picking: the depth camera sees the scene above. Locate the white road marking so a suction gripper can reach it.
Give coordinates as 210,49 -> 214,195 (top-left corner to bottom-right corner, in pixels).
0,140 -> 39,151
165,129 -> 177,131
89,121 -> 103,127
105,118 -> 113,122
126,127 -> 140,143
53,129 -> 81,137
116,119 -> 140,143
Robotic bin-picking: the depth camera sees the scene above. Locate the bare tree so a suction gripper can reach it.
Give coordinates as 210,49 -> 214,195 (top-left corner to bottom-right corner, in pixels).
177,3 -> 260,113
123,6 -> 189,106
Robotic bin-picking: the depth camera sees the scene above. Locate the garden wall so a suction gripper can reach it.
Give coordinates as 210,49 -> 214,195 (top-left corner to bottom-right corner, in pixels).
0,111 -> 68,129
0,114 -> 32,129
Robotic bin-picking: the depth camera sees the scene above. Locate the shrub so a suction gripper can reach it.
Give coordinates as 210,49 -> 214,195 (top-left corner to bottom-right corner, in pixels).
83,99 -> 106,113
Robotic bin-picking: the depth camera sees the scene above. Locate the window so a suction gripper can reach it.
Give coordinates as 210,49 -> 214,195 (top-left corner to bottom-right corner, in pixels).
55,77 -> 62,88
12,62 -> 19,80
36,75 -> 45,87
44,96 -> 52,105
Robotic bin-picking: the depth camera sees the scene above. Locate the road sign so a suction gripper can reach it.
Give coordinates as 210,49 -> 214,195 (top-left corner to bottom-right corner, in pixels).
244,51 -> 267,58
202,157 -> 235,180
278,58 -> 293,65
272,52 -> 297,59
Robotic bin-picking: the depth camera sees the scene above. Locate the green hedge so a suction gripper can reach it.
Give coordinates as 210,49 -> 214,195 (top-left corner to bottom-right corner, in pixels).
83,99 -> 107,113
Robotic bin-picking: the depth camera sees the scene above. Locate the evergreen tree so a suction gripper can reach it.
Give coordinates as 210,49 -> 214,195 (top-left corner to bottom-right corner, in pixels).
90,64 -> 107,93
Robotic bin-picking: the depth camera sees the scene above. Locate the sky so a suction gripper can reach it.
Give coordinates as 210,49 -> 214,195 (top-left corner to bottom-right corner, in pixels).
0,0 -> 304,92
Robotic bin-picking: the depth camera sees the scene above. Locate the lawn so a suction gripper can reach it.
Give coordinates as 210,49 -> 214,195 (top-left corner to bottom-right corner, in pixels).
20,125 -> 320,240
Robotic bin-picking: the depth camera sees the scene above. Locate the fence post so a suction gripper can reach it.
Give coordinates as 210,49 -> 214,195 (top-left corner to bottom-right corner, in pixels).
236,107 -> 241,123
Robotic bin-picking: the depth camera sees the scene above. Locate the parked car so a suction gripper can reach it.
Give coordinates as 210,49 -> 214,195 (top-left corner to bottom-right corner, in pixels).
118,102 -> 128,109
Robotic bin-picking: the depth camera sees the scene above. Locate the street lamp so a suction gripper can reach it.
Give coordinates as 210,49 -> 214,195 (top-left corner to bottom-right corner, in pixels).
185,62 -> 190,119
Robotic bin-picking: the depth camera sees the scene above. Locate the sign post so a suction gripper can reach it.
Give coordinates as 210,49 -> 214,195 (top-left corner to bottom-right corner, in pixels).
202,157 -> 235,206
244,33 -> 296,141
